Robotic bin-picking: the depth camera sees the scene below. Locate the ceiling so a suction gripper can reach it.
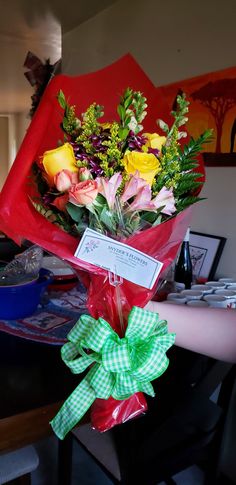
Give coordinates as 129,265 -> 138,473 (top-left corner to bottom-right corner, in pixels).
0,0 -> 118,113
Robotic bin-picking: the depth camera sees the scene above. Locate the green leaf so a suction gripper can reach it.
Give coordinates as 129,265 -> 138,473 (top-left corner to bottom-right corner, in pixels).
176,196 -> 205,212
85,203 -> 97,215
57,90 -> 66,110
100,207 -> 116,232
62,118 -> 69,131
75,222 -> 88,235
118,127 -> 129,140
158,119 -> 169,133
117,104 -> 126,121
66,202 -> 85,222
141,211 -> 158,223
152,214 -> 163,226
125,115 -> 132,125
93,194 -> 107,210
124,95 -> 132,110
123,212 -> 141,235
141,208 -> 164,224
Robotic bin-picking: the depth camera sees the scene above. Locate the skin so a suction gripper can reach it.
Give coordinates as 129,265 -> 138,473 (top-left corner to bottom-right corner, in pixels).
145,301 -> 236,363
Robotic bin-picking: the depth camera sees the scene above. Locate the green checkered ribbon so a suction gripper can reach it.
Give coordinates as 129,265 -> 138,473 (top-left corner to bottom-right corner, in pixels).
50,306 -> 175,439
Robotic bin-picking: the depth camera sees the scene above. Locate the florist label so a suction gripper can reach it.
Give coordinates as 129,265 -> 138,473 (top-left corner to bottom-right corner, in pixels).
74,228 -> 163,289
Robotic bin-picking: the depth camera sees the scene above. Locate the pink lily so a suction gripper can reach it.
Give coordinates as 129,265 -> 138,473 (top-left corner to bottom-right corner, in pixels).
97,172 -> 122,210
121,172 -> 148,203
125,185 -> 152,212
151,187 -> 176,215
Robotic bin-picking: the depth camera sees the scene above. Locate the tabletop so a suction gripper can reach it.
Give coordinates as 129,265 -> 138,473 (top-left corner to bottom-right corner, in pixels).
0,282 -> 89,463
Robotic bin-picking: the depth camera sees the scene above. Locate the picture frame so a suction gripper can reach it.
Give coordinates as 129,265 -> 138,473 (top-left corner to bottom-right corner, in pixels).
189,231 -> 226,281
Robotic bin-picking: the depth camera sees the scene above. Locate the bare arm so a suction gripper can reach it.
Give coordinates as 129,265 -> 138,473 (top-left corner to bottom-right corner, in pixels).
146,301 -> 236,363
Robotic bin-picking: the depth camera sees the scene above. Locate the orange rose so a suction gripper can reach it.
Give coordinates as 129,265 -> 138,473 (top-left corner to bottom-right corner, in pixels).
52,194 -> 69,212
69,180 -> 98,206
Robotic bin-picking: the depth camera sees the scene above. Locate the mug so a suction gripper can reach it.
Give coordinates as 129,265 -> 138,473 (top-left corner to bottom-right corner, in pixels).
181,289 -> 203,300
167,293 -> 187,304
187,300 -> 209,307
204,294 -> 235,308
218,278 -> 236,285
205,281 -> 226,290
225,285 -> 236,292
214,289 -> 236,300
191,284 -> 214,295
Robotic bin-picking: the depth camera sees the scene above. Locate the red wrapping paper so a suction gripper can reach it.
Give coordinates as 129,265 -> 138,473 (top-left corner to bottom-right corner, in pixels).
87,207 -> 192,430
0,54 -> 203,432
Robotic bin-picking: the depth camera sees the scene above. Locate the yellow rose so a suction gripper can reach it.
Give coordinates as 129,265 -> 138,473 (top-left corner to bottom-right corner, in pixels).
123,151 -> 161,186
144,133 -> 166,151
42,143 -> 78,181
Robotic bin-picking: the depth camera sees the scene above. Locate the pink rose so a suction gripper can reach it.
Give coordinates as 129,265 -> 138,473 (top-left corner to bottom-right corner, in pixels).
54,170 -> 78,192
52,194 -> 69,212
69,180 -> 98,206
78,167 -> 93,181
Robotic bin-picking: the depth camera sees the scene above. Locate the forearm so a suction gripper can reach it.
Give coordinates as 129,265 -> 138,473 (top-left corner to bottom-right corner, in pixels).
146,301 -> 236,363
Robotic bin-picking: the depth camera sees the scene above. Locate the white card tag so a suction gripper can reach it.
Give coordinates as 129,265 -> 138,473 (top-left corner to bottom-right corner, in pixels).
74,228 -> 163,289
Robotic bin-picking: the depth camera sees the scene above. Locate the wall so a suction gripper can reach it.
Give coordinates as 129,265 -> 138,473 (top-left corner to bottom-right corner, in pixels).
0,112 -> 30,188
0,117 -> 9,190
62,0 -> 236,277
14,112 -> 30,160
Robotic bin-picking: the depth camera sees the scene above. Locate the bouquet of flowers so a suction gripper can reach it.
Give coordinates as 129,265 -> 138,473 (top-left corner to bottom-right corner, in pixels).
0,55 -> 211,436
33,88 -> 206,239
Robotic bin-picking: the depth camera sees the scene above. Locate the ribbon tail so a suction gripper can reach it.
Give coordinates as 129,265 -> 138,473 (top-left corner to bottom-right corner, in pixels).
50,378 -> 96,439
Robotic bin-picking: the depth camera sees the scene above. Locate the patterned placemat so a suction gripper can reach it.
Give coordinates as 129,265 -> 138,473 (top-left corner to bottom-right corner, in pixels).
0,283 -> 88,345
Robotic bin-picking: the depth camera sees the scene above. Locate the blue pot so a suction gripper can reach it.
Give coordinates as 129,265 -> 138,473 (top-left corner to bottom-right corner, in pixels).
0,268 -> 53,320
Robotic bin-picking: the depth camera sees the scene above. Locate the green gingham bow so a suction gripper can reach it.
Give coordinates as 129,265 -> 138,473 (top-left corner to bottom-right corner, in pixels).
50,306 -> 175,439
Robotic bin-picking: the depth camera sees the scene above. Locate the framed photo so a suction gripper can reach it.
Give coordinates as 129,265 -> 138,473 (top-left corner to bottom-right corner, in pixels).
189,231 -> 226,281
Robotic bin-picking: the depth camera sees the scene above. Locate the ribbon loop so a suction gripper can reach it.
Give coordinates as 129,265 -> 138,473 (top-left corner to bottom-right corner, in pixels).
88,364 -> 114,399
50,306 -> 175,439
102,337 -> 131,372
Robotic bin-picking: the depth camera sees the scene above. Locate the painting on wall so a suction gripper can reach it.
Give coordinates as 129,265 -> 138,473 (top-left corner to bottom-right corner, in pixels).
159,66 -> 236,166
189,231 -> 226,281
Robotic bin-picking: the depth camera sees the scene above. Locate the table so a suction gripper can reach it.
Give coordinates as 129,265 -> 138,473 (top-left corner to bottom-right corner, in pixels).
0,279 -> 89,484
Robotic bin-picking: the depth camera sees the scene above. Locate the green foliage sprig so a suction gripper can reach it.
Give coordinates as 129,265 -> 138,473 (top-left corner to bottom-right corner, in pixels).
57,90 -> 81,139
153,94 -> 213,213
117,87 -> 147,140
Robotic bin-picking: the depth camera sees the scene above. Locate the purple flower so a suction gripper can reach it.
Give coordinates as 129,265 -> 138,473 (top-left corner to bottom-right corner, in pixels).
126,132 -> 147,151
